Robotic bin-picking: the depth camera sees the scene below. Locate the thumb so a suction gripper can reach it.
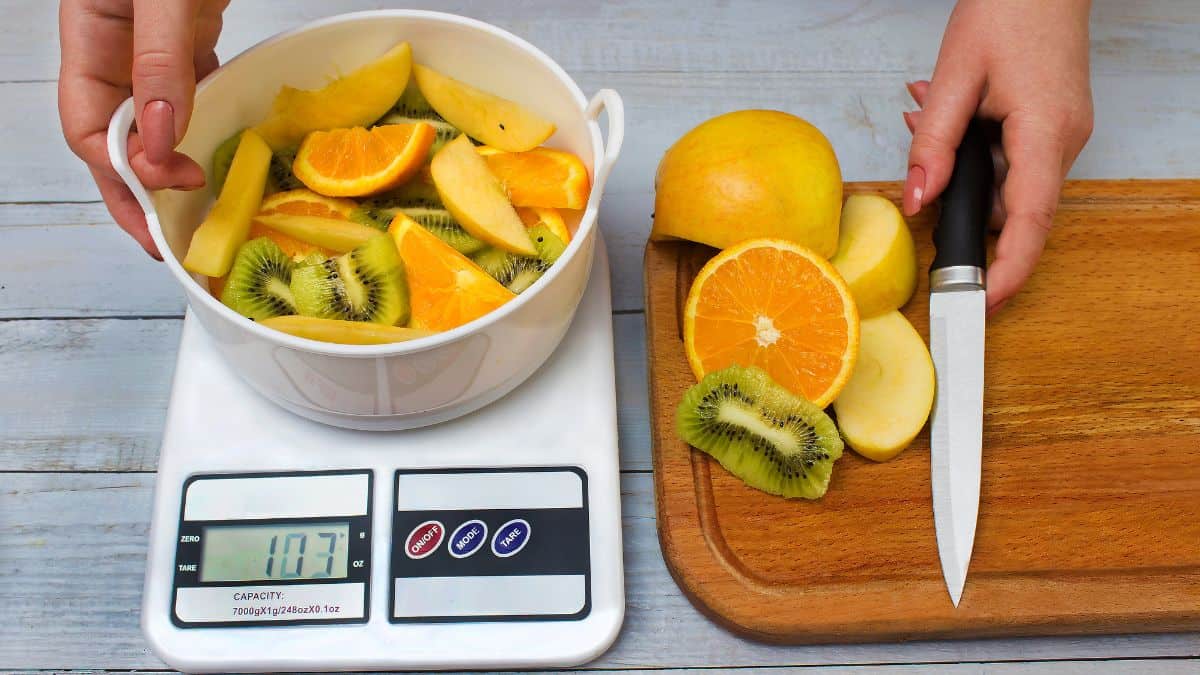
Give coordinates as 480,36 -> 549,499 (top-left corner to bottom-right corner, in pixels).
986,116 -> 1066,314
903,64 -> 984,216
132,0 -> 201,165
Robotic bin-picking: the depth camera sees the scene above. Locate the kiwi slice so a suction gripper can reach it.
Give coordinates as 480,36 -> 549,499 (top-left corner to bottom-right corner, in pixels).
676,364 -> 844,500
211,130 -> 244,192
471,224 -> 567,294
290,234 -> 410,326
350,192 -> 486,256
267,147 -> 305,194
376,85 -> 460,154
220,238 -> 297,320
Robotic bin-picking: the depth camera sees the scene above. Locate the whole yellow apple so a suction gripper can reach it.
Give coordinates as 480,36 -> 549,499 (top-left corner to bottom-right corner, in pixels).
651,110 -> 842,257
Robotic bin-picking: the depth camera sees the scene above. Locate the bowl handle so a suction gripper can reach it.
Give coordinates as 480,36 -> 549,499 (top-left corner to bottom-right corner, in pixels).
585,89 -> 625,200
106,96 -> 159,220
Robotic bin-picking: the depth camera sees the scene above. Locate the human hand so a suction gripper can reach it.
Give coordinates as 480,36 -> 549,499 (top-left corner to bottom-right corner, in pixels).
58,0 -> 229,258
902,0 -> 1094,314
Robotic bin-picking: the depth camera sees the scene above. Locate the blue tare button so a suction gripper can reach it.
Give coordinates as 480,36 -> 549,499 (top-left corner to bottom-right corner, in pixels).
447,520 -> 488,559
491,519 -> 531,558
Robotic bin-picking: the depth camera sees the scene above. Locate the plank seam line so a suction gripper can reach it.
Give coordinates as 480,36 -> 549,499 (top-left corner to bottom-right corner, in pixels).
0,468 -> 656,475
0,315 -> 185,322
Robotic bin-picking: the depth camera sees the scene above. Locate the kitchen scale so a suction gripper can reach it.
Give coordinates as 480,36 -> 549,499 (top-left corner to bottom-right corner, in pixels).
142,242 -> 625,672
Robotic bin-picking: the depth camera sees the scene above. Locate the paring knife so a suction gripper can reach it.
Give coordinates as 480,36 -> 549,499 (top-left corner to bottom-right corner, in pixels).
929,119 -> 993,607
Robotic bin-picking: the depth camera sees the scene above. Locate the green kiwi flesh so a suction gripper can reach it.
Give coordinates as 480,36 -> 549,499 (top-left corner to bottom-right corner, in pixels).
289,234 -> 410,325
350,186 -> 486,256
376,85 -> 459,154
676,364 -> 843,499
471,224 -> 567,294
220,237 -> 297,320
211,130 -> 243,192
267,147 -> 305,193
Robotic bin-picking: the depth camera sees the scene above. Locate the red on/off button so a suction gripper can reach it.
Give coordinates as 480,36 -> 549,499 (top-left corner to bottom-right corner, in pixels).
405,520 -> 445,560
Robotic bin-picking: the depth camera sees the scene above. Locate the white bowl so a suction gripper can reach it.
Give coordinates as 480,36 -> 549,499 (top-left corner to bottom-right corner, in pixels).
106,10 -> 623,430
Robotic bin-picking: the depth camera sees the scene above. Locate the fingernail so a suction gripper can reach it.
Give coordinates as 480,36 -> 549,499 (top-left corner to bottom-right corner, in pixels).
904,165 -> 926,216
905,81 -> 919,100
142,100 -> 176,165
902,111 -> 916,131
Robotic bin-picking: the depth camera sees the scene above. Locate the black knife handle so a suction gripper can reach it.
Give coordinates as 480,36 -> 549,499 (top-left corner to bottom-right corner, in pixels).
931,119 -> 993,285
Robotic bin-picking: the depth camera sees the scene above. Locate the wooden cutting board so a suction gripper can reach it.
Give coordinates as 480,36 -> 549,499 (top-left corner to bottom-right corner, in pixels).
644,179 -> 1200,644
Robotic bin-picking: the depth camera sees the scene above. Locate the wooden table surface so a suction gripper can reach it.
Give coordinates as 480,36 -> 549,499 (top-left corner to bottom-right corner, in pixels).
2,1 -> 1198,672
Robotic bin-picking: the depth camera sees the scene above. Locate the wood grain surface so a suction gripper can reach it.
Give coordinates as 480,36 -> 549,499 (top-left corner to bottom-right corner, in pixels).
646,179 -> 1200,644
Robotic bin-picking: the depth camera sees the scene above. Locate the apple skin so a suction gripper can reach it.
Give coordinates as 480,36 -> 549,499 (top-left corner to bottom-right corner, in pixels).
830,194 -> 918,319
413,64 -> 555,153
651,110 -> 842,257
431,135 -> 536,256
832,310 -> 934,462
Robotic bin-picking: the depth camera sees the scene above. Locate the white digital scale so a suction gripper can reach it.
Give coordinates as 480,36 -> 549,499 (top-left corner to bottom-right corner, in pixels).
142,243 -> 625,672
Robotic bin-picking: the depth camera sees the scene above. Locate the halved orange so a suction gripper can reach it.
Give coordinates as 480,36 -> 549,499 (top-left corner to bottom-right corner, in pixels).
516,206 -> 571,243
388,214 -> 515,331
478,146 -> 590,209
292,123 -> 435,197
683,239 -> 860,407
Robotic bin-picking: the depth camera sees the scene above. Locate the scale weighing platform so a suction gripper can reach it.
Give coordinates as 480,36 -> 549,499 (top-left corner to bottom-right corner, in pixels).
142,244 -> 625,672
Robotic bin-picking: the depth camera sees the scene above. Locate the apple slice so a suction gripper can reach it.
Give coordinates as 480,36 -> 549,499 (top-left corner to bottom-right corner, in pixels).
261,316 -> 435,345
830,194 -> 918,318
254,42 -> 412,150
254,214 -> 383,253
413,64 -> 555,152
430,135 -> 536,255
183,129 -> 273,277
832,310 -> 935,462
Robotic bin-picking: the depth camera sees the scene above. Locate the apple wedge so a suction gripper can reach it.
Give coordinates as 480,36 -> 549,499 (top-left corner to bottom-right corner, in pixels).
254,214 -> 383,253
262,316 -> 435,345
430,135 -> 536,255
255,42 -> 412,150
832,310 -> 935,462
183,129 -> 273,277
413,64 -> 555,152
830,194 -> 918,318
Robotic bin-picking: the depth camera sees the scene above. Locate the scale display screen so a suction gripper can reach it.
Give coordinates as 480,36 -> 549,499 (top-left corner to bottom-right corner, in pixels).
200,522 -> 350,582
172,470 -> 372,627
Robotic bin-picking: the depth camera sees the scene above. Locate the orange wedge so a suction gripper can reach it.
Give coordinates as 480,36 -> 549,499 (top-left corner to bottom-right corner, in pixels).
516,206 -> 571,244
292,123 -> 435,197
683,238 -> 860,407
388,214 -> 515,331
478,146 -> 591,210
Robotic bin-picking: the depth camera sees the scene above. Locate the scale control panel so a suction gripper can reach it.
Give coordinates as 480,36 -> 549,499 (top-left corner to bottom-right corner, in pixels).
169,467 -> 589,628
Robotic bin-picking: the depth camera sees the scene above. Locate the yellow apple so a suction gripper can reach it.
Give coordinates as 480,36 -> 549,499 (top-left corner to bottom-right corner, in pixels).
253,214 -> 383,253
651,110 -> 842,257
833,310 -> 934,462
830,194 -> 918,318
261,316 -> 435,345
412,64 -> 555,152
183,129 -> 273,277
430,135 -> 536,255
254,42 -> 412,150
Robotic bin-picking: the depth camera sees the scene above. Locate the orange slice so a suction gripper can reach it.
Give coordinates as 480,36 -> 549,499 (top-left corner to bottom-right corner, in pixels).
478,146 -> 591,210
388,213 -> 515,331
683,239 -> 859,407
516,206 -> 571,244
292,123 -> 435,197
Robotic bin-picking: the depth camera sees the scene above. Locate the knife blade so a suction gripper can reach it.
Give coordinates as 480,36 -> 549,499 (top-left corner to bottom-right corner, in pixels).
929,119 -> 993,607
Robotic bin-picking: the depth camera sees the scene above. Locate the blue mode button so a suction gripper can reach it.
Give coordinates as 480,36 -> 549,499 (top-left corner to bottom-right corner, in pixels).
491,519 -> 531,558
448,520 -> 488,559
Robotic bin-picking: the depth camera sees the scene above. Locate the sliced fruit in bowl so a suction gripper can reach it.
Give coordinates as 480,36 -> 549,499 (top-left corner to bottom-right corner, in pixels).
471,223 -> 567,294
431,134 -> 536,256
261,316 -> 435,345
254,214 -> 383,253
254,41 -> 414,150
478,146 -> 591,210
412,63 -> 555,152
219,238 -> 298,320
292,123 -> 435,197
389,213 -> 515,332
290,233 -> 410,326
